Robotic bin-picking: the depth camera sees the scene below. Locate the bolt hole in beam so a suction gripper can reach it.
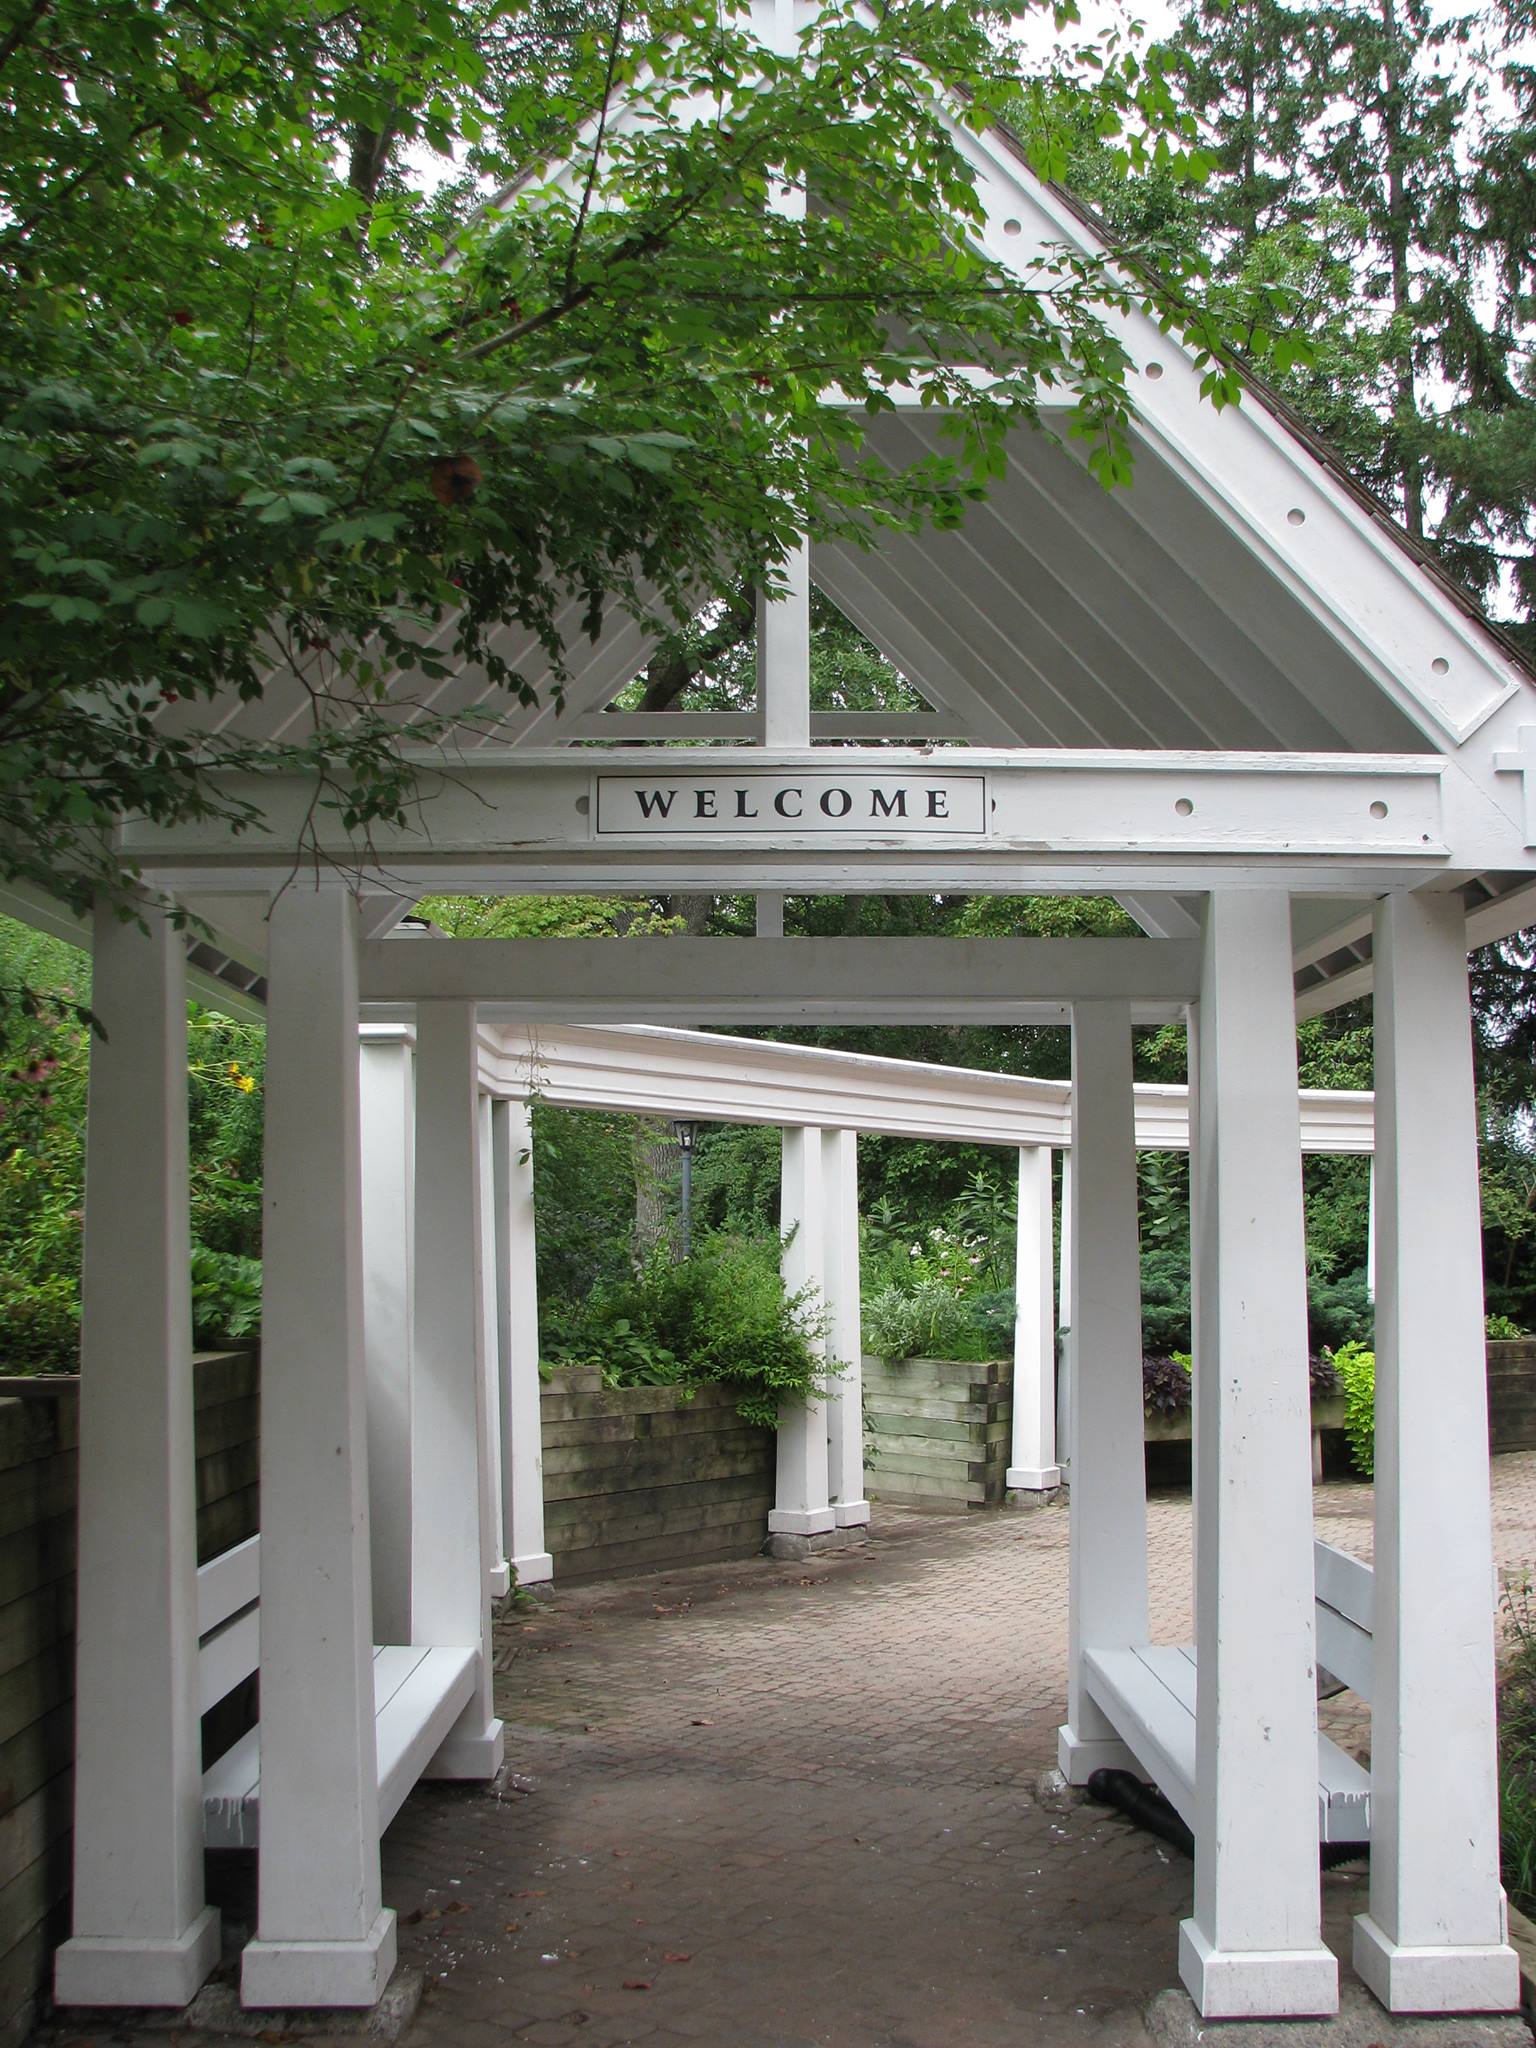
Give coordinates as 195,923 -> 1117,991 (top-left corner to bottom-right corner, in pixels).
1003,217 -> 1022,235
1432,656 -> 1450,675
1144,363 -> 1165,380
1174,797 -> 1195,817
1288,508 -> 1307,526
1370,801 -> 1389,820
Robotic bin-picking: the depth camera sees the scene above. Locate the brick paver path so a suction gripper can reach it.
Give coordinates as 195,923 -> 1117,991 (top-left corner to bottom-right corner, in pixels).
369,1453 -> 1536,2048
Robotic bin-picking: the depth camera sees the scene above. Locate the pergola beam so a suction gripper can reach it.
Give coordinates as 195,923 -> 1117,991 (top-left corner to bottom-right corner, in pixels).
361,935 -> 1199,1020
118,745 -> 1474,897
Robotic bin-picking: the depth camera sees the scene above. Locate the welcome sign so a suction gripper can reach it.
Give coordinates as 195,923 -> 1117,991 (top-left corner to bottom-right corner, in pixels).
593,770 -> 988,836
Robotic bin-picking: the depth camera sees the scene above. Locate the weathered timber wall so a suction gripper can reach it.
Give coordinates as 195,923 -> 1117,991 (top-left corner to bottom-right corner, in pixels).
1488,1340 -> 1536,1454
541,1366 -> 775,1582
0,1350 -> 257,2048
862,1354 -> 1011,1510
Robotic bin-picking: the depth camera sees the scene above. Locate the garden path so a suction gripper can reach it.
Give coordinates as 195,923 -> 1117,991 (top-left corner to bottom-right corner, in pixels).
54,1455 -> 1536,2048
373,1454 -> 1536,2048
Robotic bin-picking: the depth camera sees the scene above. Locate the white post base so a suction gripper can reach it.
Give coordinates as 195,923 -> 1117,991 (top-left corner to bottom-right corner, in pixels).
1178,1921 -> 1337,2019
1007,1464 -> 1061,1491
424,1719 -> 505,1781
767,1507 -> 837,1537
512,1549 -> 554,1586
1354,1914 -> 1520,2014
241,1910 -> 398,2009
488,1560 -> 511,1600
833,1500 -> 870,1528
1057,1724 -> 1142,1784
55,1909 -> 221,2009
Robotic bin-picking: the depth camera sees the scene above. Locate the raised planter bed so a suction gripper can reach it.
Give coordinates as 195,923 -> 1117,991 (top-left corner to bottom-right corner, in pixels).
862,1353 -> 1010,1510
540,1365 -> 775,1581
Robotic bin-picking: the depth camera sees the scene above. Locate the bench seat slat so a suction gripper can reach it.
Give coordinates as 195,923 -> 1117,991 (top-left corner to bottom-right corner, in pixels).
201,1644 -> 479,1849
1084,1642 -> 1371,1844
197,1535 -> 260,1638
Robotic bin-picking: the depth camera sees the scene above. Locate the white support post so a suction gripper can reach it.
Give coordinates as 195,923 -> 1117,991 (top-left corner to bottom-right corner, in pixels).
756,892 -> 786,939
55,905 -> 220,2010
360,1026 -> 415,1647
1007,1145 -> 1060,1494
757,545 -> 811,749
768,1126 -> 835,1543
243,884 -> 395,2009
492,1097 -> 552,1584
1056,1150 -> 1074,1482
1179,891 -> 1336,2021
1366,1157 -> 1377,1304
412,1002 -> 505,1780
478,1094 -> 511,1600
821,1128 -> 869,1528
1058,1004 -> 1149,1782
1354,892 -> 1518,2014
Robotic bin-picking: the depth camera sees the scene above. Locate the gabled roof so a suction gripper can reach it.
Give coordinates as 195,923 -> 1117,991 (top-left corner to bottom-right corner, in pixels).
128,26 -> 1536,1008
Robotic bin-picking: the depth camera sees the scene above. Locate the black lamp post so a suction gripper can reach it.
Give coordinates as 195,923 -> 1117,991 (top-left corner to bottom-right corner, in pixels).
672,1119 -> 697,1258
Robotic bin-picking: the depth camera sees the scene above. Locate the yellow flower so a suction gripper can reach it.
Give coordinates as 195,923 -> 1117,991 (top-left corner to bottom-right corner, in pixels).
227,1060 -> 241,1076
238,1074 -> 256,1094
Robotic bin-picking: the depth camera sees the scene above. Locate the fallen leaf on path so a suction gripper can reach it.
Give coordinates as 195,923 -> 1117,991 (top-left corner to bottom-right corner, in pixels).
623,1979 -> 652,1991
664,1952 -> 693,1964
690,1717 -> 713,1726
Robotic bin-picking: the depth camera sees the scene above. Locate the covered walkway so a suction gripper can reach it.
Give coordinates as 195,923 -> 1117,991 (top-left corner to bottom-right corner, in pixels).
94,1454 -> 1536,2048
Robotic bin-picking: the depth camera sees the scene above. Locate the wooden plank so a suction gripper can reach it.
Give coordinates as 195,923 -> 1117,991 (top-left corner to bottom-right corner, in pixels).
1315,1602 -> 1373,1703
1313,1539 -> 1374,1633
197,1533 -> 260,1636
198,1606 -> 259,1716
202,1727 -> 261,1849
1083,1645 -> 1196,1823
376,1647 -> 476,1831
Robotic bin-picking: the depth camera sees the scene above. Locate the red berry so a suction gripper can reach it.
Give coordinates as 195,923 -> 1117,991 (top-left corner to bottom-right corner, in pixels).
172,308 -> 192,327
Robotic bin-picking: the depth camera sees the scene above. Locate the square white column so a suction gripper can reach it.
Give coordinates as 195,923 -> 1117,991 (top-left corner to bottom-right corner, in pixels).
491,1097 -> 552,1585
1058,1003 -> 1148,1781
821,1128 -> 869,1528
360,1026 -> 415,1647
769,1126 -> 834,1536
478,1094 -> 511,1600
1353,890 -> 1518,2014
412,1002 -> 505,1779
242,883 -> 395,2009
1179,890 -> 1336,2020
55,903 -> 220,2010
1008,1145 -> 1060,1493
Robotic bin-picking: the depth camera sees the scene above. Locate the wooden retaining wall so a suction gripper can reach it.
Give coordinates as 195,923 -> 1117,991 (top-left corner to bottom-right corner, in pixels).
0,1351 -> 257,2048
862,1354 -> 1011,1509
541,1366 -> 776,1582
1488,1340 -> 1536,1454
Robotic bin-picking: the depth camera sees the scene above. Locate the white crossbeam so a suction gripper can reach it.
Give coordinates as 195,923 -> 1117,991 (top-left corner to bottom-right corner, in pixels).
470,1019 -> 1374,1154
362,935 -> 1198,1020
119,747 -> 1469,896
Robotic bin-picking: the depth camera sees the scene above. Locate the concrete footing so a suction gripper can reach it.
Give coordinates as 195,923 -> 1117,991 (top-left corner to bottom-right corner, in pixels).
51,1967 -> 424,2043
765,1525 -> 869,1561
1006,1485 -> 1063,1510
1145,1983 -> 1528,2048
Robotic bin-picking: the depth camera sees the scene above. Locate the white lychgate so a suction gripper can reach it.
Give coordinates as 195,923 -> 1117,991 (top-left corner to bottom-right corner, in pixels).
35,0 -> 1536,2023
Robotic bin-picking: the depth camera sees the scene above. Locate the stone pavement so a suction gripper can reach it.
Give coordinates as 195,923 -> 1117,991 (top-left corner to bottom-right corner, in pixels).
368,1454 -> 1536,2048
46,1454 -> 1536,2048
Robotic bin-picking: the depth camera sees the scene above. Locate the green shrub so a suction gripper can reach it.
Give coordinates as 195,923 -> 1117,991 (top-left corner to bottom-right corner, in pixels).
0,1274 -> 79,1371
544,1232 -> 831,1428
1488,1313 -> 1526,1340
1330,1339 -> 1376,1477
1500,1576 -> 1536,1915
863,1277 -> 985,1361
190,1245 -> 262,1347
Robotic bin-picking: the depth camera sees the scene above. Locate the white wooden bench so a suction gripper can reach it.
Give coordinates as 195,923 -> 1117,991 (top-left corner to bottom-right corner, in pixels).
1082,1537 -> 1373,1846
197,1534 -> 479,1850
